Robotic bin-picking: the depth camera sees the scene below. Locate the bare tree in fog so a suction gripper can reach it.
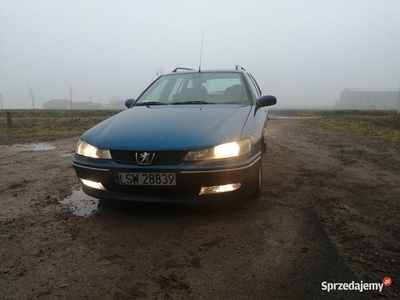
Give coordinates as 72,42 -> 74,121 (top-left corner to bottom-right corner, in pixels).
68,84 -> 74,109
152,65 -> 165,81
27,85 -> 35,109
156,65 -> 164,77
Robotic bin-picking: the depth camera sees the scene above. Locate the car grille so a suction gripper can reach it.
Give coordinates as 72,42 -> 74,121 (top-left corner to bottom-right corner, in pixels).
110,150 -> 188,165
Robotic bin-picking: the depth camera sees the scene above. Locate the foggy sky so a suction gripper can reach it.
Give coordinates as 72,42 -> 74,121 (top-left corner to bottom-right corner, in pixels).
1,0 -> 400,109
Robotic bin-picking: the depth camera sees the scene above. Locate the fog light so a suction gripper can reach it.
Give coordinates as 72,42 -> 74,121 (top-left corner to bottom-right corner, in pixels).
80,178 -> 106,190
199,183 -> 241,195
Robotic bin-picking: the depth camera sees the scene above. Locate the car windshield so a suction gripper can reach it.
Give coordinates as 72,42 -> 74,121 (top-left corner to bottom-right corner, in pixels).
135,72 -> 250,105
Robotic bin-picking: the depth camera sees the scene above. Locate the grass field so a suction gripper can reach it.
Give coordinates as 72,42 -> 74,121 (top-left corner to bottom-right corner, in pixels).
1,109 -> 399,145
294,110 -> 400,143
0,109 -> 121,145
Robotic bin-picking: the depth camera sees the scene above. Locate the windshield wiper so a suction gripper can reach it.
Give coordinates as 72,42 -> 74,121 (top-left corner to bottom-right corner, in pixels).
172,101 -> 214,105
134,101 -> 166,106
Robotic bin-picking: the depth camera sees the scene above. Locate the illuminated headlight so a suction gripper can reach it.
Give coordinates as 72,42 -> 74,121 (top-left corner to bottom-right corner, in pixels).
80,178 -> 106,190
199,183 -> 241,195
76,139 -> 111,159
184,139 -> 251,161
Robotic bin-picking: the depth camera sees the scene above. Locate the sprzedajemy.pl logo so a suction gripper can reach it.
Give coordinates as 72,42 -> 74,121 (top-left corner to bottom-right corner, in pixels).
321,277 -> 392,293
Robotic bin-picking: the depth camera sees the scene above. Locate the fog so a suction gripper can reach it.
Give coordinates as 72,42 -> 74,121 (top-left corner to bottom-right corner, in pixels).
1,0 -> 400,109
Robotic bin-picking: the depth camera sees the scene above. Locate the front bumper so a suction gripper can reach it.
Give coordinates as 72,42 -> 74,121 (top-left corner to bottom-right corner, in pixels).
72,152 -> 261,203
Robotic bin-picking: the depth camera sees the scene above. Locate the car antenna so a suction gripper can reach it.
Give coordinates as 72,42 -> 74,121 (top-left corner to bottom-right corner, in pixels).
198,31 -> 204,73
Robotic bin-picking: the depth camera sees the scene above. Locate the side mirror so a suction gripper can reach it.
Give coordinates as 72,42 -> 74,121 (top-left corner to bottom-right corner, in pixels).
125,99 -> 135,108
258,95 -> 277,107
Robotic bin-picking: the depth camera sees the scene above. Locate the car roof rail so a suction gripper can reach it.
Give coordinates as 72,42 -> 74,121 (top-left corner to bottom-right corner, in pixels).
235,65 -> 246,71
172,67 -> 194,72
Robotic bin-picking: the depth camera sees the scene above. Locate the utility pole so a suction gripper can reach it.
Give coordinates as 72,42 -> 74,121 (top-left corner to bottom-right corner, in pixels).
0,93 -> 3,109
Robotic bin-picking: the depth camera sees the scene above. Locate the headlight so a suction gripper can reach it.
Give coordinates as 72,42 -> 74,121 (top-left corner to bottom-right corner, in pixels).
76,139 -> 111,159
184,139 -> 251,161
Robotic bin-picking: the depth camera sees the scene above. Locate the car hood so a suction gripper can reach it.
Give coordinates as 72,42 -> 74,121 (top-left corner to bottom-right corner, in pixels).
82,105 -> 252,151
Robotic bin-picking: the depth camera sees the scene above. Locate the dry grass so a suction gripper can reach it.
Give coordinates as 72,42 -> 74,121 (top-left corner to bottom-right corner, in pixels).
2,109 -> 399,145
294,110 -> 400,143
0,109 -> 121,145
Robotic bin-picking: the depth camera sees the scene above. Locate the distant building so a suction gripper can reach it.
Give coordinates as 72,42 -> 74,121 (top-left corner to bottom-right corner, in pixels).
104,100 -> 126,110
43,99 -> 71,109
43,99 -> 104,109
73,101 -> 103,110
336,88 -> 399,110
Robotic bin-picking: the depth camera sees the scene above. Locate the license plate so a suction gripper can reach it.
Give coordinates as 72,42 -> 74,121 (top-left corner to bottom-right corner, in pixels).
118,173 -> 176,186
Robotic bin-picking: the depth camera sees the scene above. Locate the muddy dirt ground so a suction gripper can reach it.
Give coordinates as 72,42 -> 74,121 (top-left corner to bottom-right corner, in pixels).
0,117 -> 399,299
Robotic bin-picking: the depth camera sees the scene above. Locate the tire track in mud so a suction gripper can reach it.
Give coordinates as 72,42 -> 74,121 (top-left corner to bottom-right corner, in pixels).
264,119 -> 400,299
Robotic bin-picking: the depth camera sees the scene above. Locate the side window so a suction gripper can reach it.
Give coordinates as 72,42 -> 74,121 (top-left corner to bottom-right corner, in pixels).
248,74 -> 262,97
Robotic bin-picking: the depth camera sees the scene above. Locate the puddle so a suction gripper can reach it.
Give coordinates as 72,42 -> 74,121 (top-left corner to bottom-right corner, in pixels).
61,189 -> 99,217
7,143 -> 56,151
